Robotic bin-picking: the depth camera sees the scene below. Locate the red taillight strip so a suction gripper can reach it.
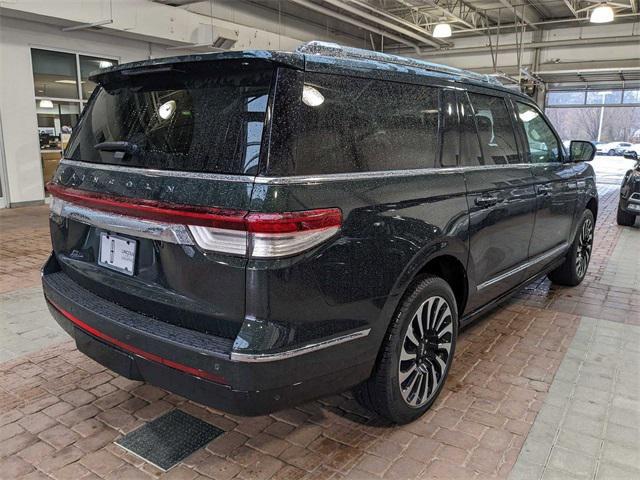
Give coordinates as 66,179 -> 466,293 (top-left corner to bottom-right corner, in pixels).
246,209 -> 342,233
47,182 -> 342,235
48,300 -> 227,385
46,182 -> 247,230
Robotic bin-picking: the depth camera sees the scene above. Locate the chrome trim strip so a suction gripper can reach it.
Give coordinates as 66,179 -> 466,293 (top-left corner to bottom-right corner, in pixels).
477,243 -> 568,291
253,164 -> 532,185
59,159 -> 255,183
229,328 -> 371,362
60,158 -> 532,185
51,198 -> 194,245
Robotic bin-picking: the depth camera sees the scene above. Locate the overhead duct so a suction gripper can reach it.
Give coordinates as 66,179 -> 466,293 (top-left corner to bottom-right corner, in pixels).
167,23 -> 239,51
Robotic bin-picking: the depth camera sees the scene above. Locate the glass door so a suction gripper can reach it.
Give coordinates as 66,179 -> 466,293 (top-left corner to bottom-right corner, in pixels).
36,100 -> 81,185
31,49 -> 118,194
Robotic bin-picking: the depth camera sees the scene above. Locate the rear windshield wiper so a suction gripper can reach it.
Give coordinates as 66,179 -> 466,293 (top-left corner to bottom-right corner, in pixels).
94,141 -> 140,155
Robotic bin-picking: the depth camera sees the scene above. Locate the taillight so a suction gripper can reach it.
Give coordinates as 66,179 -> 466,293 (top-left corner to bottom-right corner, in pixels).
189,209 -> 342,258
47,183 -> 342,258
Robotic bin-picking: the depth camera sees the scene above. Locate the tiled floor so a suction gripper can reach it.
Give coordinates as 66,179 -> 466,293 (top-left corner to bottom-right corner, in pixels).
0,184 -> 638,480
0,287 -> 67,361
600,227 -> 640,289
510,316 -> 640,480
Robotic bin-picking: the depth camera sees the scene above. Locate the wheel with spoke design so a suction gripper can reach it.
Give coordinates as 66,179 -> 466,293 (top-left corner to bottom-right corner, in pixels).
549,209 -> 595,286
353,275 -> 458,424
575,217 -> 593,279
399,296 -> 453,408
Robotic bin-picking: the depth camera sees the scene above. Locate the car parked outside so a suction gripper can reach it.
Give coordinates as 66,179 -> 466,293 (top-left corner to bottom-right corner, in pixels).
42,42 -> 598,424
596,141 -> 633,156
618,159 -> 640,226
622,144 -> 640,160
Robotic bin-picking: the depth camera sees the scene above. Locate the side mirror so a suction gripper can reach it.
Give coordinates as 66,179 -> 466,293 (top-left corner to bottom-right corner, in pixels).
569,140 -> 596,163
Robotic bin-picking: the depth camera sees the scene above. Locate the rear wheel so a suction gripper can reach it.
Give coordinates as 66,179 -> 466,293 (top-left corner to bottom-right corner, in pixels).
548,209 -> 594,286
617,204 -> 636,226
354,275 -> 457,424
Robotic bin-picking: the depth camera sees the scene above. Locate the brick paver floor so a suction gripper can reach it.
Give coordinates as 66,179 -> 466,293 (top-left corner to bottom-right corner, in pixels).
0,185 -> 638,480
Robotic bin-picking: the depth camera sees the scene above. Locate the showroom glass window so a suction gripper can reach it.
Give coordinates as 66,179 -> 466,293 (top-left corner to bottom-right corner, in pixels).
516,103 -> 561,163
544,88 -> 640,144
467,93 -> 520,165
271,73 -> 441,175
31,49 -> 117,187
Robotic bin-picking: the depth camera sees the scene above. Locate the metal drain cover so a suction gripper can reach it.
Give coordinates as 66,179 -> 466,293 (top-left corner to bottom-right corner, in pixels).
115,409 -> 223,471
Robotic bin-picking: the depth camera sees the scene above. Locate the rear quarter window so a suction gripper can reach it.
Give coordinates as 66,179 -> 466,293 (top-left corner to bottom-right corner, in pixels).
268,72 -> 441,175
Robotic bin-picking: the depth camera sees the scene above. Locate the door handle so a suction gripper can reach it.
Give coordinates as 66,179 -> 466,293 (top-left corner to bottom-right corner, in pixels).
537,184 -> 553,195
475,195 -> 500,208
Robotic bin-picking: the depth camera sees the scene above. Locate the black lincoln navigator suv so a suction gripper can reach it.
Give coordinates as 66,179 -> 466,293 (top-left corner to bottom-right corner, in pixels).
43,42 -> 597,424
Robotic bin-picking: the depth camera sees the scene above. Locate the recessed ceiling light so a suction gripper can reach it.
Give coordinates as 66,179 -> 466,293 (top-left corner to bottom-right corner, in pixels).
590,3 -> 615,23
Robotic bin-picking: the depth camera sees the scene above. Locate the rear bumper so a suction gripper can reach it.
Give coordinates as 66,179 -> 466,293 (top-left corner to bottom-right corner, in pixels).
42,255 -> 373,415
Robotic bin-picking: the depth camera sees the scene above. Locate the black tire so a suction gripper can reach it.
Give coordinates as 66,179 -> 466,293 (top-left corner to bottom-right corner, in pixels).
617,205 -> 636,226
354,275 -> 458,424
548,209 -> 594,286
608,149 -> 616,156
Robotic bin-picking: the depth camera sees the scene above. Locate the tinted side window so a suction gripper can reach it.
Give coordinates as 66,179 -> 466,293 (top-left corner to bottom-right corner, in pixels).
459,92 -> 484,166
467,93 -> 519,165
273,73 -> 440,175
516,102 -> 561,163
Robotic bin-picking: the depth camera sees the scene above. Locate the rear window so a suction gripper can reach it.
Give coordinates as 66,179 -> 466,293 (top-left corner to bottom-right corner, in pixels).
65,61 -> 273,175
268,72 -> 440,175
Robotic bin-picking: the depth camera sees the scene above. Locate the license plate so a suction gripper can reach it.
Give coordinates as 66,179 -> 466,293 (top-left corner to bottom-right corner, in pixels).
98,233 -> 137,276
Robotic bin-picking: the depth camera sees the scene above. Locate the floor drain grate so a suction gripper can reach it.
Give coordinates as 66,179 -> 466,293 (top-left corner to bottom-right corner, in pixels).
115,409 -> 223,471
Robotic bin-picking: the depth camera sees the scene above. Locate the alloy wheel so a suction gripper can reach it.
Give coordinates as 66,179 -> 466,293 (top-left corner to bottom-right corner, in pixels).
576,217 -> 594,279
398,296 -> 453,408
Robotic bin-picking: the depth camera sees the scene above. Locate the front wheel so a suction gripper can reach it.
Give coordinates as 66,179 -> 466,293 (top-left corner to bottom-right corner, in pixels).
608,149 -> 616,156
353,275 -> 457,424
617,205 -> 636,226
548,209 -> 594,286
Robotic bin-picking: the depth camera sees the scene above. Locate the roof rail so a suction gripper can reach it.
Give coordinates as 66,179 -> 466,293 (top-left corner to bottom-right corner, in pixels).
297,41 -> 503,87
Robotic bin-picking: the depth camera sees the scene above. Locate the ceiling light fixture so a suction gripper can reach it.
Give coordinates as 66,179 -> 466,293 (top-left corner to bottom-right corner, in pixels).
433,19 -> 452,39
590,3 -> 615,23
39,100 -> 54,108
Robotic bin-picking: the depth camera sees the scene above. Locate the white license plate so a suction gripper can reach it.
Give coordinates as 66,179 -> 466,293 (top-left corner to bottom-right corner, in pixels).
98,233 -> 137,276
